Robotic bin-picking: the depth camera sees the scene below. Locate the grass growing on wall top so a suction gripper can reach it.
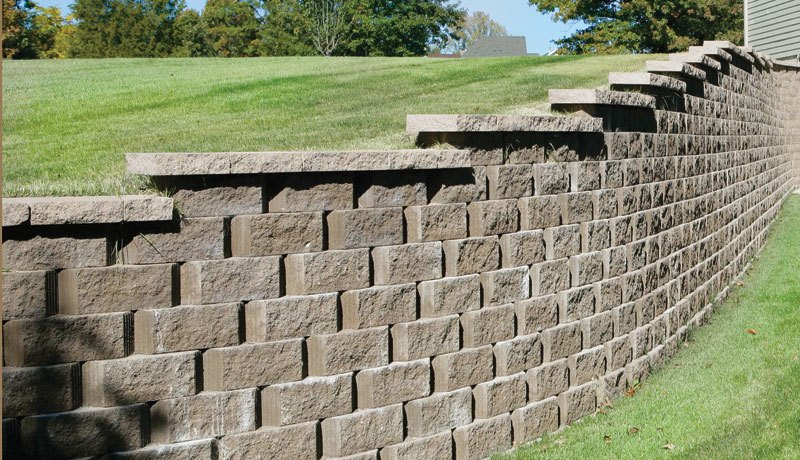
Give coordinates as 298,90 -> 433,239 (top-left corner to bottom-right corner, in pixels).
501,196 -> 800,460
3,54 -> 655,197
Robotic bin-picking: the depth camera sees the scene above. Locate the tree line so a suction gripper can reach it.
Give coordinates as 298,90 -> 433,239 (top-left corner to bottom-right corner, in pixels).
2,0 -> 467,58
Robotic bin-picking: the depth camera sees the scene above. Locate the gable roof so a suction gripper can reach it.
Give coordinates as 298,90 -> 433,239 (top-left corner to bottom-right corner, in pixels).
463,36 -> 529,58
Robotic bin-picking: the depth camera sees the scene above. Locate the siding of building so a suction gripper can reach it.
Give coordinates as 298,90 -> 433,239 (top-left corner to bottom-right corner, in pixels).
747,0 -> 800,61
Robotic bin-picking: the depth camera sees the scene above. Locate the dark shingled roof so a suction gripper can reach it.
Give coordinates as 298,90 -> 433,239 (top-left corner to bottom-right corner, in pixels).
462,36 -> 529,58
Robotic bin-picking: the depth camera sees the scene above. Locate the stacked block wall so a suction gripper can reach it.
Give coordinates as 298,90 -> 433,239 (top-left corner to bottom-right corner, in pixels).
3,51 -> 800,459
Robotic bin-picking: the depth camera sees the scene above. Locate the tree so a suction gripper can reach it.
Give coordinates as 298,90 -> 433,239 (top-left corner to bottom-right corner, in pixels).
339,0 -> 465,56
2,0 -> 65,58
259,0 -> 316,56
173,8 -> 211,56
528,0 -> 744,54
71,0 -> 186,57
203,0 -> 262,57
442,10 -> 507,54
307,0 -> 349,56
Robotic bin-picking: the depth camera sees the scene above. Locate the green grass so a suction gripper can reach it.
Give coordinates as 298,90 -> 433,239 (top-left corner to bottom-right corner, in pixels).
502,195 -> 800,460
2,54 -> 656,196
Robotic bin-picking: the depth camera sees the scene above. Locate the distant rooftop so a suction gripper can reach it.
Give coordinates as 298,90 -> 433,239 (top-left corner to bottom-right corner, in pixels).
462,36 -> 537,58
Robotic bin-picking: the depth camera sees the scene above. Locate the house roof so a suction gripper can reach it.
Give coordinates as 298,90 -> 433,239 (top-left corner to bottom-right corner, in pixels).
462,36 -> 529,58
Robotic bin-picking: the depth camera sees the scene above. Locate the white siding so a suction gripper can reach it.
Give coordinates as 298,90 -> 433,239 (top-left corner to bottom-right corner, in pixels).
747,0 -> 800,61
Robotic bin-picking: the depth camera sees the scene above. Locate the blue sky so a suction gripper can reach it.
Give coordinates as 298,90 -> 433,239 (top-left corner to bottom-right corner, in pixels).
38,0 -> 582,55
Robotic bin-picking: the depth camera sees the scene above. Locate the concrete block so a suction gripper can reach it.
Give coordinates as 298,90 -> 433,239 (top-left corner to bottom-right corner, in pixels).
519,195 -> 561,230
443,236 -> 500,276
82,351 -> 199,406
204,340 -> 303,391
418,275 -> 480,318
170,181 -> 262,217
467,200 -> 519,236
372,242 -> 442,285
357,171 -> 427,208
511,397 -> 559,445
516,295 -> 559,335
494,333 -> 543,376
122,218 -> 226,264
487,164 -> 533,199
542,322 -> 583,361
405,388 -> 472,438
461,304 -> 515,348
245,292 -> 336,340
181,257 -> 280,305
134,303 -> 240,354
544,224 -> 581,260
581,310 -> 614,349
328,208 -> 404,249
405,204 -> 467,242
381,432 -> 452,460
432,345 -> 494,392
106,439 -> 216,460
473,373 -> 527,419
453,414 -> 512,460
558,382 -> 597,425
569,162 -> 601,192
391,316 -> 460,361
308,327 -> 389,376
58,264 -> 175,315
527,359 -> 569,401
269,175 -> 354,212
4,313 -> 132,366
321,405 -> 403,457
568,346 -> 607,386
2,364 -> 79,418
569,251 -> 604,287
342,284 -> 416,329
558,286 -> 596,322
559,192 -> 594,224
150,389 -> 257,443
356,359 -> 430,408
217,422 -> 318,460
285,249 -> 370,295
533,163 -> 569,195
3,270 -> 55,320
481,266 -> 530,306
500,230 -> 545,267
262,373 -> 352,426
3,235 -> 108,271
530,259 -> 571,296
231,212 -> 324,256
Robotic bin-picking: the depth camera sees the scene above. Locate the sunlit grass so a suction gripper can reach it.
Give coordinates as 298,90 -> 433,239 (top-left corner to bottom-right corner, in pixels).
3,54 -> 656,196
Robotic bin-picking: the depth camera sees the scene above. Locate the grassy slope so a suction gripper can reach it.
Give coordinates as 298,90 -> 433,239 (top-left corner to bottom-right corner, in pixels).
2,54 -> 654,196
503,196 -> 800,460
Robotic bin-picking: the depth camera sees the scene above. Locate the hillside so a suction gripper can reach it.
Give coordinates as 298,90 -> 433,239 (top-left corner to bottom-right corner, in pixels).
2,55 -> 655,196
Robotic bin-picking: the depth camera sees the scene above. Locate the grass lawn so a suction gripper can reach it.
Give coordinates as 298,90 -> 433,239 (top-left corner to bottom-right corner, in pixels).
501,195 -> 800,460
2,54 -> 655,197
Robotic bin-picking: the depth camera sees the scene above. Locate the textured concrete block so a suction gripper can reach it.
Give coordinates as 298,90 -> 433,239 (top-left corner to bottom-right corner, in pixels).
428,167 -> 487,204
262,373 -> 352,426
594,278 -> 623,312
269,175 -> 354,212
530,259 -> 571,296
481,267 -> 530,306
405,203 -> 468,242
494,333 -> 543,376
569,162 -> 601,192
559,192 -> 594,224
342,284 -> 416,329
107,439 -> 217,460
181,257 -> 280,305
171,182 -> 262,217
121,195 -> 175,223
511,397 -> 560,445
405,388 -> 472,438
134,303 -> 240,354
3,236 -> 108,271
58,264 -> 175,315
605,335 -> 633,371
568,346 -> 607,386
328,208 -> 404,249
391,316 -> 460,361
20,405 -> 147,458
468,200 -> 519,236
3,313 -> 132,366
473,373 -> 527,419
487,164 -> 533,199
558,286 -> 596,322
3,270 -> 55,320
544,225 -> 581,260
308,327 -> 389,375
26,196 -> 124,225
581,310 -> 614,348
519,195 -> 561,230
285,249 -> 370,295
357,171 -> 427,208
533,163 -> 569,195
372,242 -> 442,285
569,251 -> 604,287
245,294 -> 337,342
542,322 -> 583,361
231,212 -> 324,256
558,382 -> 597,425
122,218 -> 226,264
432,345 -> 494,392
3,364 -> 79,418
443,236 -> 500,276
381,432 -> 452,460
3,199 -> 30,226
218,422 -> 318,460
453,414 -> 512,460
151,389 -> 257,443
83,351 -> 199,406
418,275 -> 480,318
500,230 -> 546,267
204,340 -> 302,391
527,359 -> 570,401
516,295 -> 559,334
461,304 -> 515,347
356,359 -> 430,408
321,405 -> 404,457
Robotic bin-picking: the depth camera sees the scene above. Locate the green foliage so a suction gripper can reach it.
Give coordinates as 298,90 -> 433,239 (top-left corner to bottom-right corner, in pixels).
529,0 -> 744,54
172,9 -> 212,57
2,0 -> 65,58
203,0 -> 262,57
71,0 -> 186,57
259,0 -> 316,56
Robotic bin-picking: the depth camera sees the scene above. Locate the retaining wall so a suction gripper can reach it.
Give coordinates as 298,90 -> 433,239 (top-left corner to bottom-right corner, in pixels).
3,42 -> 800,459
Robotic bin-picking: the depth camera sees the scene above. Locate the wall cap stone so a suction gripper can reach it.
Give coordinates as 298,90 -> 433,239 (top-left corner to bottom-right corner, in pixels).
406,114 -> 603,134
3,195 -> 173,227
